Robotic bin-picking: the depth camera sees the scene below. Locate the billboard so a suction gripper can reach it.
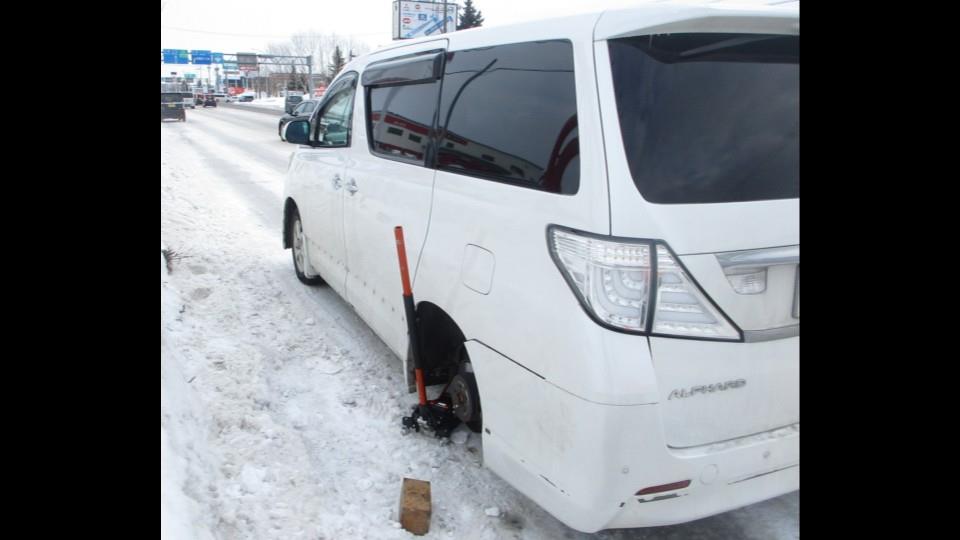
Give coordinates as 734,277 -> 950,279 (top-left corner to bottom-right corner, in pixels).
237,52 -> 259,71
393,1 -> 459,40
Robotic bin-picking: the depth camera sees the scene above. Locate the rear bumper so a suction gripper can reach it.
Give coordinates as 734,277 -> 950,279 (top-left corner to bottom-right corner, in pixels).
604,428 -> 799,529
466,341 -> 798,533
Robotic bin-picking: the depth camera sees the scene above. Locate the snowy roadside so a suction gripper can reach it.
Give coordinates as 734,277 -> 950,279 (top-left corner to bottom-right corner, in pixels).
160,123 -> 523,539
161,114 -> 799,539
231,98 -> 286,112
162,260 -> 218,540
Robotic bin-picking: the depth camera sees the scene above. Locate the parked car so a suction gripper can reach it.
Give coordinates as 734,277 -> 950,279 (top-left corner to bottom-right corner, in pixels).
284,93 -> 304,114
238,94 -> 255,102
281,2 -> 799,533
225,95 -> 237,103
278,100 -> 318,140
160,92 -> 185,122
202,95 -> 217,108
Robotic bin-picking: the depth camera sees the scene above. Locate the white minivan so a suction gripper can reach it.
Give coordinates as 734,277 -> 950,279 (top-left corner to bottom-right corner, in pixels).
281,2 -> 798,532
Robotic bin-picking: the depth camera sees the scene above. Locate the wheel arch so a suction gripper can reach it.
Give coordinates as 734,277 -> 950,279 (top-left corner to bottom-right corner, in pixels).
415,301 -> 468,387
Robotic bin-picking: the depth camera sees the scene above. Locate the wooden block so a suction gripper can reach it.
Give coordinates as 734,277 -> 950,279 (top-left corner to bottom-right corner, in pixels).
399,477 -> 431,536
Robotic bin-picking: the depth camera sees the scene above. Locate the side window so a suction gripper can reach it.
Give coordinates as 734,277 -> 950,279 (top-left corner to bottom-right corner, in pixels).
368,83 -> 440,163
363,51 -> 444,165
294,102 -> 309,115
313,74 -> 357,147
437,40 -> 580,194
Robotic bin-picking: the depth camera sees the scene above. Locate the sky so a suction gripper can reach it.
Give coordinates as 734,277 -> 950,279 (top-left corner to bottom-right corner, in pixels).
161,0 -> 659,77
160,0 -> 794,78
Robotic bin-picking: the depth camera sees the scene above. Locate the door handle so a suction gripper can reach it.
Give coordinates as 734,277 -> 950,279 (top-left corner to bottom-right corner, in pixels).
345,178 -> 359,195
332,174 -> 343,190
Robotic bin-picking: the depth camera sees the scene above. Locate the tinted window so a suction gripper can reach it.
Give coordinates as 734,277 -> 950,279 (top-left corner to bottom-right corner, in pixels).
437,40 -> 579,194
368,81 -> 440,164
313,75 -> 357,147
609,34 -> 799,204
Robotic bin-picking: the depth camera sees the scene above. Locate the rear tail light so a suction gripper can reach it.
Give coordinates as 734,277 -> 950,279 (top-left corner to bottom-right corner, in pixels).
548,226 -> 741,341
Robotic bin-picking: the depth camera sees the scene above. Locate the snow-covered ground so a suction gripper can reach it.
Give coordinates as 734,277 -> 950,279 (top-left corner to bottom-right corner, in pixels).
231,96 -> 286,111
160,107 -> 799,539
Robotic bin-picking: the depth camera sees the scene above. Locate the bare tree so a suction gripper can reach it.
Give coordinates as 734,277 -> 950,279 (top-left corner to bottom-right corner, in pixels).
266,31 -> 371,88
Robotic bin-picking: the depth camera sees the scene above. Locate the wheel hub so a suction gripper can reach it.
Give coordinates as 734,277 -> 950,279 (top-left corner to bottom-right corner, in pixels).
449,375 -> 475,424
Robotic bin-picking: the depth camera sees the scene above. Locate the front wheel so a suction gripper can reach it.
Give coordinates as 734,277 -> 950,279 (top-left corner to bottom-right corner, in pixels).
290,209 -> 324,286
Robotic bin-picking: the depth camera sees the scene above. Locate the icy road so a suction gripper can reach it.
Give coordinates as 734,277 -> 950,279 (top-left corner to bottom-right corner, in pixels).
160,106 -> 799,540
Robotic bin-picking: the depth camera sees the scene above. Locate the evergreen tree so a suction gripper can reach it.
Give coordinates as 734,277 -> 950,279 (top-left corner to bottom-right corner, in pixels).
328,46 -> 346,79
457,0 -> 484,30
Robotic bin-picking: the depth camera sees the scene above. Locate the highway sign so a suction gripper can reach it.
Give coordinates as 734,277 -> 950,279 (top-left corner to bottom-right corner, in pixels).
191,50 -> 212,64
162,49 -> 190,64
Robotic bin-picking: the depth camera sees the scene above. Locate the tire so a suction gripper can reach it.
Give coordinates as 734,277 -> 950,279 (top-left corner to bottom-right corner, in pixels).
449,349 -> 482,433
289,207 -> 324,285
279,122 -> 285,141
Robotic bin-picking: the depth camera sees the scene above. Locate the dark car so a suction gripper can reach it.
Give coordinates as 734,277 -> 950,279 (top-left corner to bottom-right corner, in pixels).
278,100 -> 318,140
238,94 -> 255,102
202,95 -> 217,108
284,94 -> 304,114
161,92 -> 186,122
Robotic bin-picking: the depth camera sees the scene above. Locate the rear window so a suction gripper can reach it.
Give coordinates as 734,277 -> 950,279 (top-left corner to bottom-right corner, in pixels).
609,34 -> 798,204
287,96 -> 303,103
160,94 -> 180,103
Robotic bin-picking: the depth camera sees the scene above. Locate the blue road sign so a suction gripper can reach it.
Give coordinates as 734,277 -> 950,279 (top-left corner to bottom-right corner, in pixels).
212,52 -> 224,64
163,49 -> 190,64
191,50 -> 212,65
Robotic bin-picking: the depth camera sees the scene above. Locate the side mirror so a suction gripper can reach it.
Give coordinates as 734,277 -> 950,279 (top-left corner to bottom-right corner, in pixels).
283,118 -> 311,145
